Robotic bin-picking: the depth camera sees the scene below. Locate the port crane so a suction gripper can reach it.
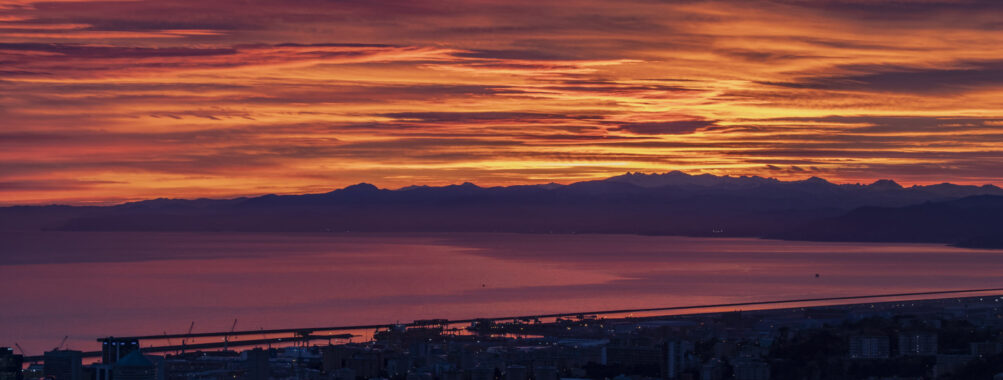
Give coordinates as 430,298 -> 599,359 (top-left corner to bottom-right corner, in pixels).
14,343 -> 26,356
223,319 -> 237,351
53,336 -> 68,351
162,332 -> 173,347
179,321 -> 194,354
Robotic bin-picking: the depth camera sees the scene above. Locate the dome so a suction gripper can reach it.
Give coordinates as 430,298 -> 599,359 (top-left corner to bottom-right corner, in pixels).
114,350 -> 153,368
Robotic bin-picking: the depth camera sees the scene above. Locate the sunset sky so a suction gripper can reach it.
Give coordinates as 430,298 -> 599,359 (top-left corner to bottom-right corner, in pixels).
3,0 -> 1003,204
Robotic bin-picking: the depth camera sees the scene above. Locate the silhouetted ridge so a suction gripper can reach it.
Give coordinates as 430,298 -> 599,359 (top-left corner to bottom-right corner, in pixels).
2,172 -> 1002,248
867,179 -> 903,190
331,182 -> 380,194
775,195 -> 1003,247
603,171 -> 777,188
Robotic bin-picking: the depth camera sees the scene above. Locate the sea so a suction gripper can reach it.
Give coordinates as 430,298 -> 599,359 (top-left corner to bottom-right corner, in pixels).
2,231 -> 1002,354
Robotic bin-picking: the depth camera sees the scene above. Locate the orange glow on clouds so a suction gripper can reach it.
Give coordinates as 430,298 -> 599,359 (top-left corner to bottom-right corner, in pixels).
2,0 -> 1003,204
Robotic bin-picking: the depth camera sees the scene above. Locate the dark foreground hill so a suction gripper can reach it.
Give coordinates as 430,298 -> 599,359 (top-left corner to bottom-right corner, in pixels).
1,171 -> 1001,247
774,195 -> 1003,249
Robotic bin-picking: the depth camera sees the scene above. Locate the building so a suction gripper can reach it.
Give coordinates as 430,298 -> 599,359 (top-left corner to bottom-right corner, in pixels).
22,365 -> 42,380
933,354 -> 974,378
101,338 -> 139,364
504,364 -> 526,380
605,344 -> 661,369
347,349 -> 383,378
534,366 -> 557,380
898,332 -> 937,356
849,335 -> 890,359
0,348 -> 23,380
661,340 -> 693,379
331,367 -> 355,380
243,348 -> 270,380
971,342 -> 1003,357
321,345 -> 384,379
469,365 -> 493,380
321,345 -> 352,373
95,341 -> 139,380
732,359 -> 770,380
700,359 -> 725,380
112,351 -> 156,380
43,350 -> 82,380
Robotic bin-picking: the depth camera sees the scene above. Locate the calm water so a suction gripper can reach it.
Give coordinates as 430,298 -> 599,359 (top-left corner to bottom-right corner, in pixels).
2,231 -> 1002,354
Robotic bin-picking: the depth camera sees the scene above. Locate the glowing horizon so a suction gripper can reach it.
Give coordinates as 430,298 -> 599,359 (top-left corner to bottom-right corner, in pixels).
3,0 -> 1003,205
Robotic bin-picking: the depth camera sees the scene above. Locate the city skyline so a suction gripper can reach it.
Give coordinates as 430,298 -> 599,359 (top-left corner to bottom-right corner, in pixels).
3,0 -> 1003,204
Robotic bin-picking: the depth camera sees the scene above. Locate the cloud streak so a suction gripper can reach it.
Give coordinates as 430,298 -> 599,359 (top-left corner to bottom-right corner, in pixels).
2,0 -> 1003,204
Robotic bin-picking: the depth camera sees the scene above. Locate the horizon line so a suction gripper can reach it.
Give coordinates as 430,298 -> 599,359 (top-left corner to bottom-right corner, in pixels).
4,170 -> 1001,208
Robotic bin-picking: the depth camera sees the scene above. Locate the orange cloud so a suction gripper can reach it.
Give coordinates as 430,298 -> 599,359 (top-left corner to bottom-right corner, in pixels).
2,0 -> 1003,204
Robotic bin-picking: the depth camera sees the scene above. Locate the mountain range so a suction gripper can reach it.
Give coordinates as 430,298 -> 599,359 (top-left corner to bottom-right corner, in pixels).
3,171 -> 1002,248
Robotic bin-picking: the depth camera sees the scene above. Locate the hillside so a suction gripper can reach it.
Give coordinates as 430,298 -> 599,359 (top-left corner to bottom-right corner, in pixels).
2,172 -> 1001,247
775,195 -> 1003,248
